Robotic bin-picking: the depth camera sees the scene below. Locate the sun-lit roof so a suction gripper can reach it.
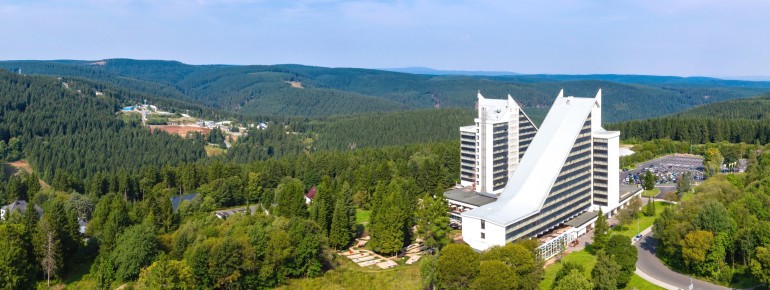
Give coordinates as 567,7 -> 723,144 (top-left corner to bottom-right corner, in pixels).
462,91 -> 599,226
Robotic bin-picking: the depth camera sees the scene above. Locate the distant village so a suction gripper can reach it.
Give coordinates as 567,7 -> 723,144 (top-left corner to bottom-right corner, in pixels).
120,103 -> 268,144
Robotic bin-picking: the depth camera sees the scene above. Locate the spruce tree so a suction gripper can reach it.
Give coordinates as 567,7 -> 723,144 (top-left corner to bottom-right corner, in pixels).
328,199 -> 351,249
593,209 -> 609,251
416,193 -> 451,250
591,250 -> 620,290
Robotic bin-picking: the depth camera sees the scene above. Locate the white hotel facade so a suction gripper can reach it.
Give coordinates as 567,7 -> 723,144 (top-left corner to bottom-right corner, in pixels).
446,90 -> 641,256
459,93 -> 538,194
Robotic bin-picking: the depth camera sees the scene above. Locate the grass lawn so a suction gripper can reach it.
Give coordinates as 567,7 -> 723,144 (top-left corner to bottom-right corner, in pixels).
611,201 -> 672,238
541,249 -> 664,290
642,188 -> 660,197
626,274 -> 666,290
356,209 -> 371,224
279,254 -> 421,290
204,145 -> 225,156
540,250 -> 596,289
680,191 -> 695,202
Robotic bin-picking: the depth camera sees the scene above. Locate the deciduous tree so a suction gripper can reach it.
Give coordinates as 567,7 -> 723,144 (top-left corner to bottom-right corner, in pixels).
554,269 -> 593,290
472,260 -> 516,290
681,230 -> 713,271
437,243 -> 479,289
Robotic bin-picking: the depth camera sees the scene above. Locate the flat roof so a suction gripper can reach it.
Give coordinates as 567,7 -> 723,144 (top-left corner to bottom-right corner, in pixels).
620,184 -> 642,194
565,211 -> 598,227
593,130 -> 620,138
444,188 -> 498,207
460,125 -> 477,132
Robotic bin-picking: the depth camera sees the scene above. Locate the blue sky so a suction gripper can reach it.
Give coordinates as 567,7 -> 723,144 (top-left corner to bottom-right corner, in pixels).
1,0 -> 768,76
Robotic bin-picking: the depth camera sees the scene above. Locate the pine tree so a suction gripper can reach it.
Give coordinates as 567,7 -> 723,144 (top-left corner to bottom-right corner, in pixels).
369,182 -> 407,255
593,209 -> 609,251
328,199 -> 352,250
591,250 -> 620,290
416,193 -> 451,250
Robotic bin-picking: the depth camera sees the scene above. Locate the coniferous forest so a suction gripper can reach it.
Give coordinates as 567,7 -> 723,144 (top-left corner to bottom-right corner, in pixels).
3,62 -> 770,289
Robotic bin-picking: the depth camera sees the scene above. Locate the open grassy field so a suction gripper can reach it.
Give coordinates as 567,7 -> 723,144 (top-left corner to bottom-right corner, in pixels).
279,255 -> 421,290
149,125 -> 211,136
642,188 -> 660,197
356,209 -> 371,224
2,160 -> 51,189
204,145 -> 225,156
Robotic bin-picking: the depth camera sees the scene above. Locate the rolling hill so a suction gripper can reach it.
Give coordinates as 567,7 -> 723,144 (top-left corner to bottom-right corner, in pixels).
672,93 -> 770,120
607,92 -> 770,144
2,59 -> 770,122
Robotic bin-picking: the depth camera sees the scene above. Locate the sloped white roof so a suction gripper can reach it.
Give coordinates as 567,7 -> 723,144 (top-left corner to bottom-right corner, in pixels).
462,91 -> 598,226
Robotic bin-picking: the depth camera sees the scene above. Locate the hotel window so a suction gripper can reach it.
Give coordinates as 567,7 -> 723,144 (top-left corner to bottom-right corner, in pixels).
481,232 -> 485,239
481,219 -> 485,230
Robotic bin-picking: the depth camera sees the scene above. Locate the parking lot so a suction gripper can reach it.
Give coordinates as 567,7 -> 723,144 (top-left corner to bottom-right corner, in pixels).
622,154 -> 704,186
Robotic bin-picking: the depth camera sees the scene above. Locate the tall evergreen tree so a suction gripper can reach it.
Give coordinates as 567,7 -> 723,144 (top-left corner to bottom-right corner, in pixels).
369,182 -> 408,255
328,198 -> 352,250
591,250 -> 620,290
0,223 -> 36,289
593,209 -> 609,251
416,193 -> 451,250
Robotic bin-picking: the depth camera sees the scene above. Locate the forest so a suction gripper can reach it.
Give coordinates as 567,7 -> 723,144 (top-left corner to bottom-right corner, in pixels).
2,59 -> 770,122
653,147 -> 770,286
0,136 -> 459,288
0,70 -> 464,287
4,59 -> 770,289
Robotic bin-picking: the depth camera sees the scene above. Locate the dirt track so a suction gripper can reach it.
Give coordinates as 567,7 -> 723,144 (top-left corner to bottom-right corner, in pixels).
149,125 -> 211,137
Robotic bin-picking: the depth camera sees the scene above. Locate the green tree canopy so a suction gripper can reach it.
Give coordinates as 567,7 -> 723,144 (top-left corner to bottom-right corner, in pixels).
471,260 -> 516,290
0,224 -> 35,289
591,250 -> 620,290
437,243 -> 479,289
554,269 -> 593,290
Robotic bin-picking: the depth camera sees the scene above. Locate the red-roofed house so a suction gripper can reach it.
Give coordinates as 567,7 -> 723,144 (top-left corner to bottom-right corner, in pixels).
304,186 -> 317,205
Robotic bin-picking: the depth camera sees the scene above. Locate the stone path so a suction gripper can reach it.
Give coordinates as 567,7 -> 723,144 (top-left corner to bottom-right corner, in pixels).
337,238 -> 428,269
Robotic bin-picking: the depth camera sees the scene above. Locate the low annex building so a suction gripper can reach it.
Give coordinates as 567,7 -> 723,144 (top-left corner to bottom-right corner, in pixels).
446,90 -> 641,256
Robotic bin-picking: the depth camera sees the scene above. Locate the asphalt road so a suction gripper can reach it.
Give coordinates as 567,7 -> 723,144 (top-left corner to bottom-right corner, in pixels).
635,231 -> 729,290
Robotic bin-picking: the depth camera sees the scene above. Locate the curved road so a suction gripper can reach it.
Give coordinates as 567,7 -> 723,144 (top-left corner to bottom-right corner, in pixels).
635,230 -> 729,290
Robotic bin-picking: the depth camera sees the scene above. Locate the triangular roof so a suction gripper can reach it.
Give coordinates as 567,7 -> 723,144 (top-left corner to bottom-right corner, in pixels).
305,186 -> 317,199
463,92 -> 599,226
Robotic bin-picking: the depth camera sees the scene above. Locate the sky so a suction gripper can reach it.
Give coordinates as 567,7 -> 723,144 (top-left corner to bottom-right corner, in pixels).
1,0 -> 768,77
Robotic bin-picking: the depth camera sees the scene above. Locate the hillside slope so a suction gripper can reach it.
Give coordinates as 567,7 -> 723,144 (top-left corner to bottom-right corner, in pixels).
672,93 -> 770,120
607,93 -> 770,144
0,70 -> 206,186
2,59 -> 770,122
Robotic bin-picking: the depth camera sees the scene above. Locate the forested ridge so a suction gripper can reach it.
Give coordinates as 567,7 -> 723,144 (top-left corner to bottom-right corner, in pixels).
608,93 -> 770,144
674,93 -> 770,120
0,70 -> 206,184
3,59 -> 769,122
5,58 -> 770,289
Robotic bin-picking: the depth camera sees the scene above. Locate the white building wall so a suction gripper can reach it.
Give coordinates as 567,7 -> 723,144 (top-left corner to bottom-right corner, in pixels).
606,134 -> 620,211
507,96 -> 521,179
462,215 -> 506,251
